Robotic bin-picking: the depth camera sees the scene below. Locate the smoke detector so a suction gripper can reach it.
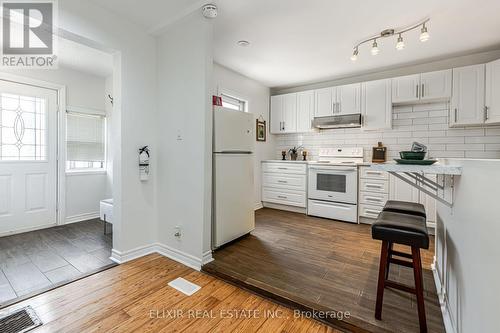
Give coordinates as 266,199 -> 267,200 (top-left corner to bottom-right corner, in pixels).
202,4 -> 218,19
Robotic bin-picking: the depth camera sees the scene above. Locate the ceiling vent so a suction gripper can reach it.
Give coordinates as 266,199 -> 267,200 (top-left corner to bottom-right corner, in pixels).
202,4 -> 218,19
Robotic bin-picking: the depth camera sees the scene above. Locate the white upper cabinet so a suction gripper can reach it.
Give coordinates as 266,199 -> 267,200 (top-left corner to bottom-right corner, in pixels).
485,59 -> 500,125
420,69 -> 452,101
270,93 -> 297,134
314,87 -> 335,117
270,95 -> 283,134
282,93 -> 297,133
450,64 -> 486,127
336,83 -> 361,115
392,70 -> 452,104
361,79 -> 392,131
392,74 -> 420,103
296,90 -> 315,132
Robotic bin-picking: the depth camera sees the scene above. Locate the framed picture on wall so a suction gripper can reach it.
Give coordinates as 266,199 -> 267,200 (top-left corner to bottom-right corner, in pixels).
256,118 -> 266,142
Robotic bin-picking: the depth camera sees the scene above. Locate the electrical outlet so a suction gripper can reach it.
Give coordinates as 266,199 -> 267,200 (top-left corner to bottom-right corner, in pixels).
174,226 -> 182,239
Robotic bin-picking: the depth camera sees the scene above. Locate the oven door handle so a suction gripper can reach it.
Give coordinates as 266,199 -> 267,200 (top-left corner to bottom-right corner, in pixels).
309,167 -> 357,172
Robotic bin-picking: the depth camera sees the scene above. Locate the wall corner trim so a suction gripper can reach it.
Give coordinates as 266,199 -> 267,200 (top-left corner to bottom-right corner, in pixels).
432,260 -> 456,333
110,243 -> 206,271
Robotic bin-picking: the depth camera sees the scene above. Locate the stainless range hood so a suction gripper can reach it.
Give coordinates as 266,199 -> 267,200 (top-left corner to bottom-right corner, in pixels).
312,114 -> 362,129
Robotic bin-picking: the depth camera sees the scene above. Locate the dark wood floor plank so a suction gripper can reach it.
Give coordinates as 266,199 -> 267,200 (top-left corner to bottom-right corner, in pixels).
204,208 -> 445,333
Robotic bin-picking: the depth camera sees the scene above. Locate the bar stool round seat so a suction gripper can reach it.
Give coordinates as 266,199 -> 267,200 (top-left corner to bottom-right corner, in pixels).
372,211 -> 429,249
382,200 -> 427,218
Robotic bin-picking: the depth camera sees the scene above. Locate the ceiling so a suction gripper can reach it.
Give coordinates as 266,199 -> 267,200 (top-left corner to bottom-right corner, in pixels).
88,0 -> 206,33
58,37 -> 114,77
87,0 -> 500,88
213,0 -> 500,88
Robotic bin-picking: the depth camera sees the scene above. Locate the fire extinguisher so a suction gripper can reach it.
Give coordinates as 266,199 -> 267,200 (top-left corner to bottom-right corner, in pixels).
139,146 -> 150,181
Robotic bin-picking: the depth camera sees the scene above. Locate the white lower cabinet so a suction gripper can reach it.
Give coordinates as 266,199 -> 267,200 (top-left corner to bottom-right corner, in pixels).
358,166 -> 389,221
389,174 -> 437,227
358,166 -> 436,228
262,162 -> 307,210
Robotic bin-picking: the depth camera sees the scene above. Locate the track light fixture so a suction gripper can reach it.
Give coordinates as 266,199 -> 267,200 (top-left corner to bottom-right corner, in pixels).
351,18 -> 430,62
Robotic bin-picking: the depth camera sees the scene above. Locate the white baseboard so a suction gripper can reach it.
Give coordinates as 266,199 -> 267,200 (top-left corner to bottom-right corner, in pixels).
432,259 -> 455,333
66,212 -> 100,224
254,202 -> 264,211
0,222 -> 57,237
110,243 -> 209,271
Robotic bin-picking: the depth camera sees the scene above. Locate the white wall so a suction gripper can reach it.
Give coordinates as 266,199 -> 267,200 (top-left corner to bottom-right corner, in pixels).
156,12 -> 213,264
275,102 -> 500,161
59,0 -> 158,254
0,66 -> 111,222
435,159 -> 500,333
213,64 -> 274,208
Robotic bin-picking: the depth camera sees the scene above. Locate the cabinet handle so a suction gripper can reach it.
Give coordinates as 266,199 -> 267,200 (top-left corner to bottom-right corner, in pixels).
485,106 -> 489,121
277,180 -> 288,184
366,197 -> 382,202
277,195 -> 288,199
366,171 -> 382,175
421,84 -> 425,98
416,85 -> 419,98
283,121 -> 285,131
454,108 -> 458,122
366,209 -> 381,215
278,167 -> 288,170
366,184 -> 383,189
332,102 -> 336,113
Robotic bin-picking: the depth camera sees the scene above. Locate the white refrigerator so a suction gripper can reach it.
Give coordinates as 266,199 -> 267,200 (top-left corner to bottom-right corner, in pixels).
213,107 -> 255,248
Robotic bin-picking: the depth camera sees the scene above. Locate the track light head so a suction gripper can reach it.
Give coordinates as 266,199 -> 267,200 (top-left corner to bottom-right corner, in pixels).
420,23 -> 430,42
396,34 -> 405,50
371,40 -> 379,56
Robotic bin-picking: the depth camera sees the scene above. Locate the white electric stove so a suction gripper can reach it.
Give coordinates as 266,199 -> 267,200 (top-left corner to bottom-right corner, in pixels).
307,147 -> 364,223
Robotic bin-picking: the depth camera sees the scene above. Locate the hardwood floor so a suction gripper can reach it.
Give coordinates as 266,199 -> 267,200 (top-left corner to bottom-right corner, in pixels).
0,253 -> 337,333
203,208 -> 445,333
0,219 -> 114,306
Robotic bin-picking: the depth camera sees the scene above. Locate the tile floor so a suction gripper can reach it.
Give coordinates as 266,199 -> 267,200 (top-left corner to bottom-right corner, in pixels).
0,219 -> 114,304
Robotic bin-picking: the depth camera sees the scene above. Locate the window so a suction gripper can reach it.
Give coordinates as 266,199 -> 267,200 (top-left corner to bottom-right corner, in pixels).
221,93 -> 247,112
66,112 -> 106,172
0,93 -> 47,161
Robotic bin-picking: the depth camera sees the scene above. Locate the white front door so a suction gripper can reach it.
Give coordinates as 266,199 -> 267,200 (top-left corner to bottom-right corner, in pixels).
0,80 -> 58,236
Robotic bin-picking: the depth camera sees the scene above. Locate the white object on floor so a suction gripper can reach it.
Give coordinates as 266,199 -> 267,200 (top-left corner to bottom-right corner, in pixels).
168,277 -> 201,296
100,199 -> 113,223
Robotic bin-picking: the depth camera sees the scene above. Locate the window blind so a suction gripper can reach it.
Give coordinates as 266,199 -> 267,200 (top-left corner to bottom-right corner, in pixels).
66,112 -> 105,162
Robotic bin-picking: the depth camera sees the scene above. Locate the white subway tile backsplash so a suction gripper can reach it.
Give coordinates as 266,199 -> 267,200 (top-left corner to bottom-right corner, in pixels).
275,102 -> 500,160
465,151 -> 500,159
485,127 -> 500,136
446,144 -> 484,151
465,136 -> 500,144
428,117 -> 448,124
429,136 -> 464,144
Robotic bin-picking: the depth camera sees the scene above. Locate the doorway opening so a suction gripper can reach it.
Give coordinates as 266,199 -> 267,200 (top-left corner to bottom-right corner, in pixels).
0,35 -> 117,307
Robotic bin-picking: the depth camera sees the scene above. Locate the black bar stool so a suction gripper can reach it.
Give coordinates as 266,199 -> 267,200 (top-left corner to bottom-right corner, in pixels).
372,207 -> 429,333
383,200 -> 427,218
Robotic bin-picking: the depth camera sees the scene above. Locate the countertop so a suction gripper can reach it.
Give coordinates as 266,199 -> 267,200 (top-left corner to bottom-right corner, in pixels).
370,161 -> 462,175
261,160 -> 309,164
261,160 -> 375,166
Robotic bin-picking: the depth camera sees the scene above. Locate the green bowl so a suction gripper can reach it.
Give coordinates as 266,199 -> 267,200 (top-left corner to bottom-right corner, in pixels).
399,151 -> 426,160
